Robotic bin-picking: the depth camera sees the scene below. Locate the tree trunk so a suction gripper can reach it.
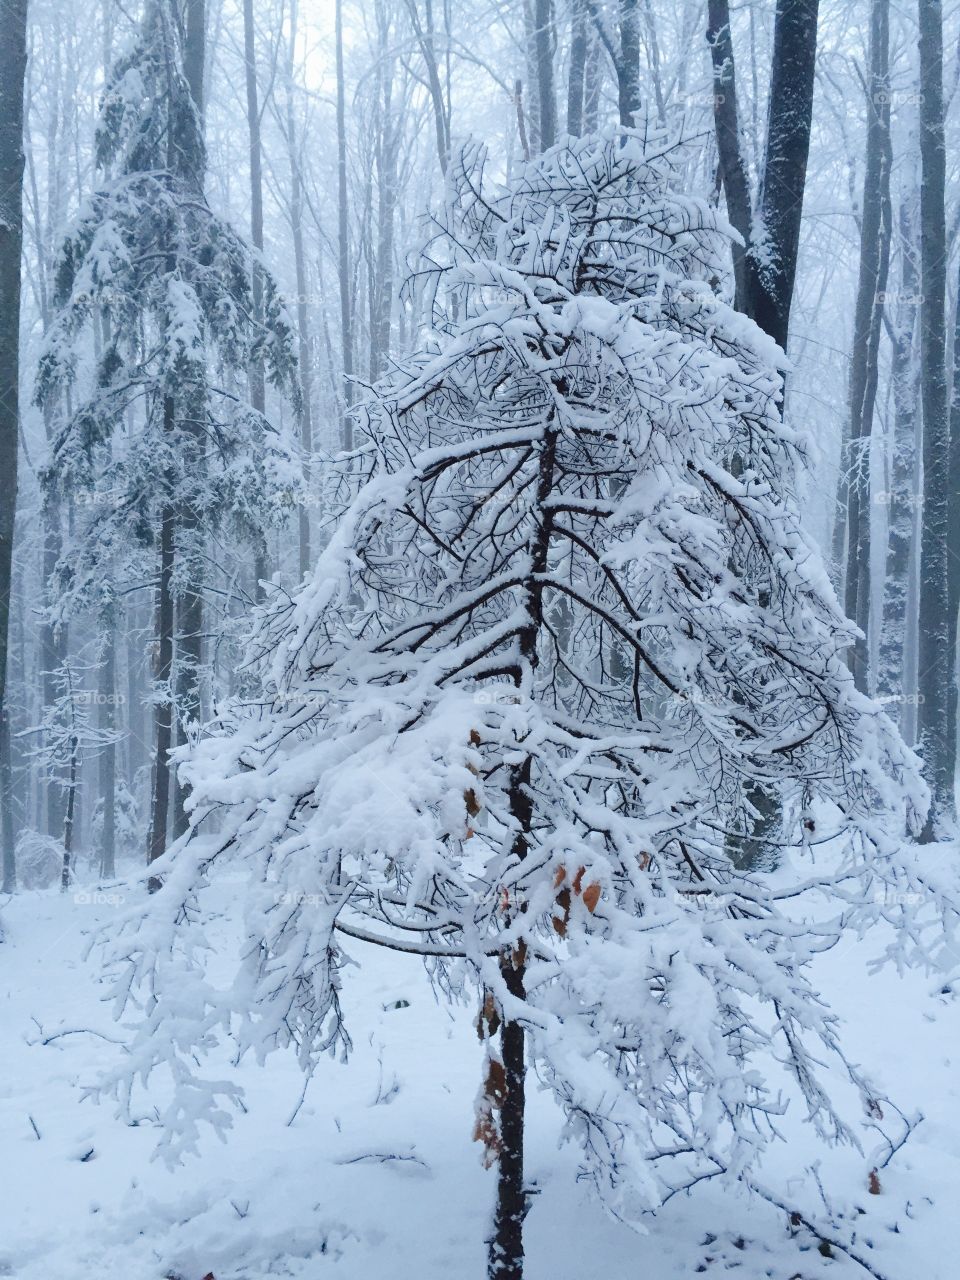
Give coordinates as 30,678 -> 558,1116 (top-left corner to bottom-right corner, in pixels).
878,200 -> 920,722
40,493 -> 67,841
1,705 -> 15,892
534,0 -> 556,150
171,0 -> 206,838
370,4 -> 399,383
286,0 -> 314,579
916,0 -> 952,832
148,489 -> 175,887
706,0 -> 752,310
748,0 -> 819,350
336,0 -> 355,448
582,23 -> 600,133
0,0 -> 28,741
490,954 -> 526,1279
844,0 -> 892,692
61,735 -> 78,893
947,231 -> 960,794
618,0 -> 640,127
98,620 -> 116,878
489,421 -> 558,1278
403,0 -> 449,173
243,0 -> 270,599
566,0 -> 587,136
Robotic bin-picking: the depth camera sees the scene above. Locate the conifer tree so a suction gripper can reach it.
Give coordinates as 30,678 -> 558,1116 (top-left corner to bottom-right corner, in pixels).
35,0 -> 301,867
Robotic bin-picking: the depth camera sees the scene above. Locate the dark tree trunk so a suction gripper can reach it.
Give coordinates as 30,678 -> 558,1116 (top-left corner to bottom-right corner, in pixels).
916,0 -> 952,832
0,0 -> 27,737
534,0 -> 556,150
489,422 -> 558,1279
703,0 -> 820,867
706,0 -> 752,310
567,0 -> 587,136
490,953 -> 526,1279
747,0 -> 819,350
0,0 -> 27,880
843,0 -> 892,692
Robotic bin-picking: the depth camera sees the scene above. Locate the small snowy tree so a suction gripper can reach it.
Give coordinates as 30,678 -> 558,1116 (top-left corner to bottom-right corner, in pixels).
20,661 -> 121,891
36,0 -> 301,860
104,133 -> 941,1279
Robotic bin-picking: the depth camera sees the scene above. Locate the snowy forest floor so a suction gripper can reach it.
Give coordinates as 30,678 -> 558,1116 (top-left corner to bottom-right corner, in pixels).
1,870 -> 959,1280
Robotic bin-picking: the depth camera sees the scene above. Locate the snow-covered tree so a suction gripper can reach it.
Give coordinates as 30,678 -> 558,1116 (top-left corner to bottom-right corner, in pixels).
20,660 -> 120,890
35,0 -> 302,862
103,133 -> 940,1280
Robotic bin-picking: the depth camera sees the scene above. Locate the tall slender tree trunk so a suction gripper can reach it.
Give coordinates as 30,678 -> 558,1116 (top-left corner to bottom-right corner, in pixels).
489,421 -> 558,1279
243,0 -> 270,600
336,0 -> 355,448
748,0 -> 819,350
370,3 -> 399,383
878,200 -> 920,724
534,0 -> 556,150
40,493 -> 67,840
98,620 -> 116,878
60,735 -> 78,893
566,0 -> 587,136
582,24 -> 601,133
0,0 -> 28,857
286,0 -> 314,578
844,0 -> 892,692
916,0 -> 952,832
618,0 -> 641,127
171,0 -> 206,841
1,705 -> 15,892
148,486 -> 175,887
706,0 -> 752,310
947,235 -> 960,791
703,0 -> 819,867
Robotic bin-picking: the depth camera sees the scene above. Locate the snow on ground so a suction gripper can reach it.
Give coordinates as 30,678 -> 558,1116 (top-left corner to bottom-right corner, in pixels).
1,867 -> 959,1280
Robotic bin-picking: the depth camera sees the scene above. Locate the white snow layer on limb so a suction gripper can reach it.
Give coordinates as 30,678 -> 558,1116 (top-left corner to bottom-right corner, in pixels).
99,130 -> 946,1210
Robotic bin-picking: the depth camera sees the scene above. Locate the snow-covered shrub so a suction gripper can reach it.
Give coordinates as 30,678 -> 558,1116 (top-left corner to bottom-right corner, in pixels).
14,830 -> 64,890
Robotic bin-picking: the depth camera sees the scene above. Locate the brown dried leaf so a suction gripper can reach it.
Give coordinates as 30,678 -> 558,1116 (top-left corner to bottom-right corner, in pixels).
485,1059 -> 508,1108
582,882 -> 601,913
868,1168 -> 881,1195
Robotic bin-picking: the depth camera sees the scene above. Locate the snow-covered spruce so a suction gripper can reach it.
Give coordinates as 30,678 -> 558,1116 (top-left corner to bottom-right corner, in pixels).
101,132 -> 934,1276
34,0 -> 302,621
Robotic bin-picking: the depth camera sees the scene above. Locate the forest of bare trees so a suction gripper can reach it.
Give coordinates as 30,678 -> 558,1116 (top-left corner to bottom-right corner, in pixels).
3,2 -> 960,1277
